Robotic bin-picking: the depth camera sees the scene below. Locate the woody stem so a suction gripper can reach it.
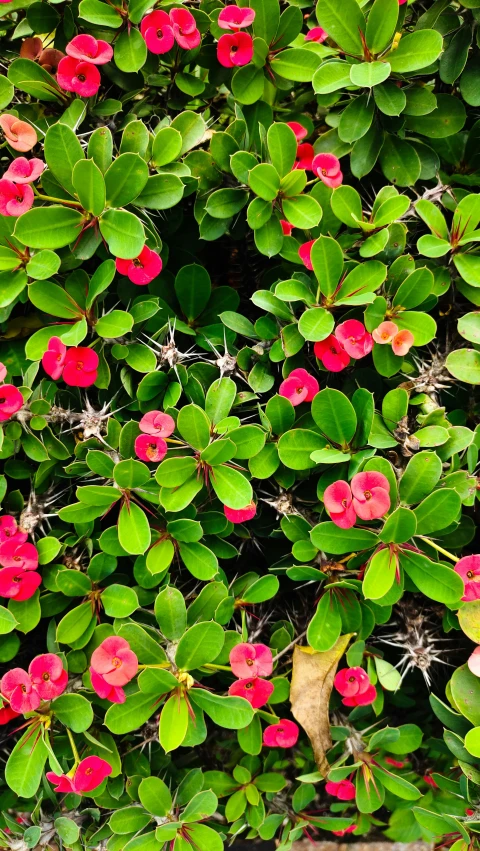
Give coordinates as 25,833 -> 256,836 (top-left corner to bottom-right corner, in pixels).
417,536 -> 460,563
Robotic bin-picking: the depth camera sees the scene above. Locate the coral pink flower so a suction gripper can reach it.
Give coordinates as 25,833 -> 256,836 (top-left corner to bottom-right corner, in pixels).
334,667 -> 371,697
66,34 -> 113,65
469,646 -> 480,676
230,643 -> 273,678
294,143 -> 314,171
116,245 -> 162,285
0,516 -> 27,550
455,555 -> 480,602
335,320 -> 373,359
385,757 -> 406,768
324,480 -> 356,529
135,434 -> 167,463
91,636 -> 138,687
312,153 -> 343,188
0,363 -> 6,382
29,654 -> 68,701
139,410 -> 175,437
140,10 -> 175,54
0,567 -> 41,601
47,756 -> 112,795
325,779 -> 356,801
305,26 -> 328,42
314,336 -> 350,372
62,347 -> 99,388
0,179 -> 34,216
392,328 -> 414,356
0,706 -> 20,725
170,8 -> 201,49
333,825 -> 357,837
351,471 -> 390,521
0,385 -> 23,421
280,220 -> 293,236
57,57 -> 101,97
217,32 -> 253,67
343,682 -> 377,706
372,321 -> 398,344
279,367 -> 319,406
287,121 -> 308,141
229,676 -> 274,708
263,719 -> 299,747
0,540 -> 38,571
0,116 -> 37,152
298,239 -> 315,270
218,5 -> 255,29
1,668 -> 40,713
90,668 -> 126,704
42,337 -> 67,380
3,157 -> 44,184
224,502 -> 257,524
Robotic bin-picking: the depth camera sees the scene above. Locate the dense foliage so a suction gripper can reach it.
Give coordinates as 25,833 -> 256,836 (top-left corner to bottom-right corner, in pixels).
1,0 -> 480,847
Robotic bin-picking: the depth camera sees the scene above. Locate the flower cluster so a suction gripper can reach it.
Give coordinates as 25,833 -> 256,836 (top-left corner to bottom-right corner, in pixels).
324,472 -> 391,529
373,321 -> 414,357
0,155 -> 44,217
57,35 -> 112,97
228,642 -> 274,707
0,115 -> 37,152
116,245 -> 163,286
42,338 -> 99,388
334,666 -> 377,706
90,636 -> 139,704
135,410 -> 176,462
0,516 -> 40,602
314,320 -> 373,372
279,367 -> 319,406
141,8 -> 200,54
0,654 -> 67,713
217,5 -> 255,67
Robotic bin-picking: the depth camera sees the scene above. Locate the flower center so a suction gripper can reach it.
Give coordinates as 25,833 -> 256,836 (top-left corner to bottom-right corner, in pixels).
85,767 -> 93,775
157,28 -> 164,37
341,499 -> 348,508
364,490 -> 372,500
16,196 -> 23,203
348,676 -> 356,682
467,570 -> 475,579
231,44 -> 238,52
296,386 -> 304,394
42,672 -> 50,681
77,74 -> 86,82
21,684 -> 27,693
76,361 -> 84,370
112,656 -> 122,668
246,658 -> 254,666
245,682 -> 253,689
322,168 -> 327,175
0,398 -> 5,404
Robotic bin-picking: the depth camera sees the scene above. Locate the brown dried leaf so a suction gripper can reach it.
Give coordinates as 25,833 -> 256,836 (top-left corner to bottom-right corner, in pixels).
290,634 -> 352,776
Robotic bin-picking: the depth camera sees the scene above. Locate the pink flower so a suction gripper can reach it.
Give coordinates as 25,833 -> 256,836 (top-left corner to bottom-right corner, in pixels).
279,367 -> 319,406
0,540 -> 38,571
0,385 -> 23,421
229,677 -> 274,708
91,637 -> 138,687
217,32 -> 253,67
324,480 -> 356,529
335,320 -> 373,360
298,239 -> 315,270
305,26 -> 328,42
3,157 -> 44,184
57,57 -> 101,97
333,825 -> 357,837
0,115 -> 37,152
469,647 -> 480,676
47,756 -> 112,795
116,245 -> 162,285
0,180 -> 34,216
455,555 -> 480,602
230,643 -> 273,678
62,347 -> 99,388
351,471 -> 390,521
140,10 -> 175,54
138,410 -> 175,437
0,567 -> 41,601
372,321 -> 398,344
170,8 -> 201,49
224,502 -> 257,524
392,328 -> 414,356
29,654 -> 68,701
42,337 -> 67,380
0,363 -> 6,382
343,682 -> 377,707
314,336 -> 350,372
423,774 -> 438,788
294,143 -> 314,171
287,122 -> 308,141
385,757 -> 406,768
218,5 -> 255,29
135,434 -> 167,463
90,668 -> 126,704
312,153 -> 343,188
334,667 -> 371,697
263,719 -> 299,748
1,668 -> 40,713
0,516 -> 27,550
0,706 -> 20,725
325,779 -> 356,801
66,34 -> 113,65
280,220 -> 293,236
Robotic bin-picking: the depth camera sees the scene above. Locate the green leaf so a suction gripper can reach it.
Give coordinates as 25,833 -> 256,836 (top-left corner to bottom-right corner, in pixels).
249,163 -> 280,201
363,547 -> 397,600
458,599 -> 480,644
114,28 -> 147,72
310,522 -> 378,554
316,0 -> 365,54
209,464 -> 252,509
5,728 -> 48,798
139,776 -> 173,817
177,404 -> 211,450
338,94 -> 374,143
105,153 -> 149,208
379,507 -> 417,544
314,61 -> 353,94
310,236 -> 343,297
392,267 -> 433,309
105,690 -> 159,734
133,173 -> 184,210
401,550 -> 464,604
372,766 -> 421,800
175,264 -> 211,322
95,310 -> 134,338
44,123 -> 85,196
154,586 -> 187,640
26,249 -> 61,281
29,281 -> 83,319
152,127 -> 183,168
387,30 -> 443,73
72,159 -> 106,216
270,49 -> 321,82
282,195 -> 322,229
307,592 -> 341,651
399,451 -> 442,504
277,429 -> 326,470
312,388 -> 357,446
356,766 -> 385,813
14,207 -> 84,250
178,541 -> 219,580
57,602 -> 94,645
52,693 -> 93,733
350,61 -> 391,88
8,58 -> 62,102
406,94 -> 466,138
99,209 -> 145,259
190,689 -> 254,729
414,489 -> 461,534
175,622 -> 225,670
205,188 -> 249,219
380,136 -> 421,187
159,693 -> 189,752
446,349 -> 480,384
102,584 -> 139,617
365,0 -> 399,53
205,378 -> 237,424
0,606 -> 18,635
118,501 -> 151,554
267,122 -> 298,177
451,664 -> 480,726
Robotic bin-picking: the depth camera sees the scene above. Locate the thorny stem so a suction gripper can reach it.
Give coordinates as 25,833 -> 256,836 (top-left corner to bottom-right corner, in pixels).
272,629 -> 308,663
417,536 -> 459,563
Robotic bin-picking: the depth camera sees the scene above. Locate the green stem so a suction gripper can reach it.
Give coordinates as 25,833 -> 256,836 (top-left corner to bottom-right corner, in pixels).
257,708 -> 280,722
66,727 -> 80,766
241,608 -> 247,642
137,662 -> 171,669
203,663 -> 231,672
417,536 -> 459,563
33,188 -> 83,209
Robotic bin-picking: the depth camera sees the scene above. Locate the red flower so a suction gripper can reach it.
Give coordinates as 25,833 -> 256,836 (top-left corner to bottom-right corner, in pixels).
140,10 -> 175,54
0,540 -> 38,571
66,34 -> 113,65
385,757 -> 406,768
1,668 -> 40,713
3,157 -> 44,184
280,220 -> 293,236
325,779 -> 356,801
90,637 -> 138,703
42,337 -> 67,381
333,825 -> 357,837
0,567 -> 41,601
343,682 -> 377,707
230,642 -> 273,678
0,362 -> 6,382
0,705 -> 20,725
29,654 -> 68,701
57,57 -> 101,97
90,668 -> 125,704
139,410 -> 175,437
224,501 -> 256,524
263,719 -> 299,747
47,756 -> 112,795
293,143 -> 314,171
456,555 -> 480,602
0,385 -> 23,421
217,32 -> 253,67
423,774 -> 438,788
218,5 -> 255,29
0,179 -> 34,216
312,152 -> 343,188
324,480 -> 356,529
335,319 -> 373,359
279,367 -> 319,406
334,666 -> 370,697
287,121 -> 308,141
116,245 -> 162,285
0,115 -> 37,152
229,676 -> 274,708
135,434 -> 167,463
0,516 -> 27,550
314,336 -> 350,372
170,8 -> 201,49
351,471 -> 390,521
298,239 -> 315,270
62,347 -> 99,388
305,26 -> 328,42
